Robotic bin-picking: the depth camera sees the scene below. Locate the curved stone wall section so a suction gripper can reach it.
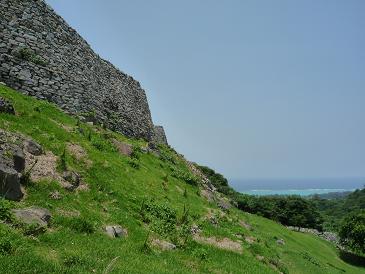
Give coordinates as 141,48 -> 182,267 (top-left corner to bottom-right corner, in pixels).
153,125 -> 168,145
0,0 -> 154,140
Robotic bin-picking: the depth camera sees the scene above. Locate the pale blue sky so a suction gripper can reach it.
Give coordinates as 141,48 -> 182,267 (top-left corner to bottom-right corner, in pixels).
46,0 -> 365,181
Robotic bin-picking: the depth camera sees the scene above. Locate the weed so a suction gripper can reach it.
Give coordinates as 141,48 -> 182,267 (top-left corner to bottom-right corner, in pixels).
59,148 -> 67,171
192,247 -> 208,260
128,158 -> 140,169
0,199 -> 13,222
20,159 -> 38,186
63,253 -> 85,267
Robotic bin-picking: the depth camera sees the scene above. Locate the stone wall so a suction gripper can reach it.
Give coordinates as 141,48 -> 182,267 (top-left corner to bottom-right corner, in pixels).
152,125 -> 168,145
0,0 -> 156,140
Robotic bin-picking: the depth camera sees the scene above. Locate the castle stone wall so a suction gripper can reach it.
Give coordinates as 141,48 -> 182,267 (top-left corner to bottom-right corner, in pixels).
0,0 -> 155,140
152,125 -> 168,145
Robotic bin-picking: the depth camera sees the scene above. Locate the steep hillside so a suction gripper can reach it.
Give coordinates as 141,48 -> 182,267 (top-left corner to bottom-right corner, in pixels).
0,84 -> 363,273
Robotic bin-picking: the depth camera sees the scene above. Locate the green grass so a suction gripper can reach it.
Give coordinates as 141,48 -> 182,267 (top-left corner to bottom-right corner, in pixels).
0,84 -> 364,273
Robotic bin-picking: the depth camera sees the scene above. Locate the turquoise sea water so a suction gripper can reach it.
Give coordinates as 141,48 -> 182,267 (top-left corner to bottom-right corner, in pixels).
231,178 -> 364,196
241,188 -> 354,196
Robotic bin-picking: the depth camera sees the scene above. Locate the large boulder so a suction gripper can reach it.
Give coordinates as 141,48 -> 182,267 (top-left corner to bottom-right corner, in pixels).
151,239 -> 176,251
0,129 -> 44,200
0,164 -> 23,200
24,139 -> 43,156
12,207 -> 51,227
105,225 -> 128,238
111,139 -> 133,156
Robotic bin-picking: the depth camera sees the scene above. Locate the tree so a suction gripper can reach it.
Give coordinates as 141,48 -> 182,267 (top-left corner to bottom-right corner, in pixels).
339,210 -> 365,255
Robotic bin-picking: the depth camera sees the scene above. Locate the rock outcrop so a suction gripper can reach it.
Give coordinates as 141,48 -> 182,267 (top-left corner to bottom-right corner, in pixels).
12,207 -> 51,227
0,0 -> 158,140
0,129 -> 26,200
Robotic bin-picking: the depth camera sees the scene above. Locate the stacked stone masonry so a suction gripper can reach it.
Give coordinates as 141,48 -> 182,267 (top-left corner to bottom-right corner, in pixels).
0,0 -> 167,143
153,125 -> 168,145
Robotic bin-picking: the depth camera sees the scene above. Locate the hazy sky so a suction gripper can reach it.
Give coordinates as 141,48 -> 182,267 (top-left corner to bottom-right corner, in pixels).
45,0 -> 365,180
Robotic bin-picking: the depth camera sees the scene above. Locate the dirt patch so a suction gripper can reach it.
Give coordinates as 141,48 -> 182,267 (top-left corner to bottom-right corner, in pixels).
25,150 -> 62,183
25,150 -> 88,192
66,142 -> 92,167
239,220 -> 252,230
245,236 -> 256,244
193,234 -> 243,254
66,143 -> 87,160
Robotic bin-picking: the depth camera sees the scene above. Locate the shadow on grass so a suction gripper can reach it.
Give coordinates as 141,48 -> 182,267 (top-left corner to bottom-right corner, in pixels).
339,250 -> 365,268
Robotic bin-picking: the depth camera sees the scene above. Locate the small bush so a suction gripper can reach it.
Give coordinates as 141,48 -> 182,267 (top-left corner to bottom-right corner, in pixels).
159,149 -> 177,165
59,148 -> 67,171
192,247 -> 208,260
0,199 -> 13,222
63,253 -> 85,267
58,217 -> 95,234
131,146 -> 141,159
128,158 -> 140,169
171,169 -> 198,186
90,134 -> 116,152
21,223 -> 46,236
140,199 -> 177,236
15,47 -> 48,66
0,226 -> 16,255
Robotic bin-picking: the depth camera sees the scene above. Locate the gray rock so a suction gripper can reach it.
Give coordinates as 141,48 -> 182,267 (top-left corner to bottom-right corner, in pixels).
111,139 -> 133,156
12,207 -> 51,227
0,97 -> 15,115
105,225 -> 127,238
62,171 -> 80,190
151,239 -> 176,251
17,69 -> 32,81
13,149 -> 25,173
276,239 -> 285,245
217,198 -> 231,211
24,139 -> 43,156
190,224 -> 201,235
0,164 -> 22,201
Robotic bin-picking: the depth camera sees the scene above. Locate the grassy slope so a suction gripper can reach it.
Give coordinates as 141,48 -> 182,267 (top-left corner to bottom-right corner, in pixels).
0,84 -> 363,274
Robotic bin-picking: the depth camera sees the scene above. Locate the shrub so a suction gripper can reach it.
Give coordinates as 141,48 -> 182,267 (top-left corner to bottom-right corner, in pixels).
140,199 -> 177,236
159,149 -> 176,165
59,148 -> 67,171
66,217 -> 95,234
90,134 -> 116,152
15,47 -> 48,66
0,226 -> 16,255
21,222 -> 46,236
131,146 -> 141,159
0,199 -> 13,222
128,158 -> 140,169
171,169 -> 198,186
192,247 -> 208,260
339,210 -> 365,255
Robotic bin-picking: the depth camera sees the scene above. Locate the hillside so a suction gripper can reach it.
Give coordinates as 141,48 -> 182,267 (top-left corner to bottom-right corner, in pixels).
0,84 -> 364,274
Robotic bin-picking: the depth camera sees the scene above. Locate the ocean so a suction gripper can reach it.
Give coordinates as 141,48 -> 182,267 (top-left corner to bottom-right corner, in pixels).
230,178 -> 364,196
